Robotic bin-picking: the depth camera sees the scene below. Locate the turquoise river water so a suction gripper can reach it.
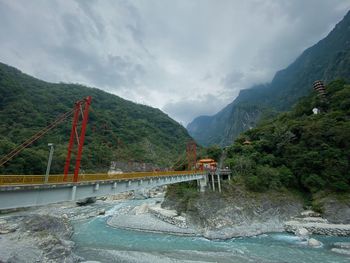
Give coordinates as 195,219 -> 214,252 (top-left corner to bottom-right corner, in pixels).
72,199 -> 350,263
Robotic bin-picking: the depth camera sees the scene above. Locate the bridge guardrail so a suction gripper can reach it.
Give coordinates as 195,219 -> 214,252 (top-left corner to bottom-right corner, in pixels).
0,170 -> 206,186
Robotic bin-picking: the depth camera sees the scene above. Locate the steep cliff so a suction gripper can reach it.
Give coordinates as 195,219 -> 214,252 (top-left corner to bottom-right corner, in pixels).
188,10 -> 350,146
162,182 -> 303,239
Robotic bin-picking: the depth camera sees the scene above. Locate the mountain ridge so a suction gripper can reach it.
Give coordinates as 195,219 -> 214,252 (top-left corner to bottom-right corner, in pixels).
188,10 -> 350,146
0,62 -> 192,174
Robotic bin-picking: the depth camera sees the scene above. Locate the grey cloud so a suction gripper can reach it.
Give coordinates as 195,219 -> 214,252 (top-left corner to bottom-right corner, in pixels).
52,46 -> 145,88
75,0 -> 105,36
221,71 -> 244,89
162,95 -> 229,126
0,0 -> 349,125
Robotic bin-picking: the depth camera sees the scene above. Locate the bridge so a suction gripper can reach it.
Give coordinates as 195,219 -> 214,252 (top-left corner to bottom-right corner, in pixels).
0,96 -> 231,210
0,170 -> 209,210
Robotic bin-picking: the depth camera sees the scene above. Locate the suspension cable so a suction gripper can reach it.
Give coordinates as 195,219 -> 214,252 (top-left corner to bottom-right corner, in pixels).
0,109 -> 74,167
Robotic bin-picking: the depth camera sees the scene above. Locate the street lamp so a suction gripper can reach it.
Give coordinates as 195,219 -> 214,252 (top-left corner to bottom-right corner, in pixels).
45,143 -> 54,183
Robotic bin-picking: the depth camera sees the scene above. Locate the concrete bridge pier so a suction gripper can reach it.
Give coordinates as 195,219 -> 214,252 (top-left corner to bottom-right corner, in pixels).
197,174 -> 208,192
216,173 -> 222,193
210,172 -> 215,191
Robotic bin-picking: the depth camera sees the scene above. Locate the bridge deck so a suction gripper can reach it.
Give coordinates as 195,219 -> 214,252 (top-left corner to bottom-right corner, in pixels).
0,171 -> 207,210
0,170 -> 204,186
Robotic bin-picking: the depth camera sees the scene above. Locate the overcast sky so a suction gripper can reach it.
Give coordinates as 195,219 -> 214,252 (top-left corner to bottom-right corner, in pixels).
0,0 -> 349,126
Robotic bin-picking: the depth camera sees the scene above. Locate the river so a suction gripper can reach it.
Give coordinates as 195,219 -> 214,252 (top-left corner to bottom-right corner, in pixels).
72,198 -> 350,263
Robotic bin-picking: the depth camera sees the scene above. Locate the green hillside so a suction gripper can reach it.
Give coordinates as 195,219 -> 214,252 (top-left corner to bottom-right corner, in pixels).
0,62 -> 192,174
188,10 -> 350,146
225,80 -> 350,194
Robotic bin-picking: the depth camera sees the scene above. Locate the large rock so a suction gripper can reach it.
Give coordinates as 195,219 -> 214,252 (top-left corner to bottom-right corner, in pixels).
76,197 -> 97,206
24,214 -> 73,239
318,195 -> 350,224
0,214 -> 80,263
295,227 -> 309,239
164,185 -> 303,239
308,238 -> 322,247
131,204 -> 149,215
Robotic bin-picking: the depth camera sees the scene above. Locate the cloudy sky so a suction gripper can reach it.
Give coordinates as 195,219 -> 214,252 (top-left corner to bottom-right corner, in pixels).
0,0 -> 350,125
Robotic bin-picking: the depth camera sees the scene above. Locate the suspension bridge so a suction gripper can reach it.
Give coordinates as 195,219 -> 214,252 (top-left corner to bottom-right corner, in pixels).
0,96 -> 230,210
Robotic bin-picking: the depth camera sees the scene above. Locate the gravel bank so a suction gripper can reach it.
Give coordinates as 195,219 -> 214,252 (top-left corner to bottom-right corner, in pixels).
107,213 -> 196,235
285,220 -> 350,236
107,201 -> 198,236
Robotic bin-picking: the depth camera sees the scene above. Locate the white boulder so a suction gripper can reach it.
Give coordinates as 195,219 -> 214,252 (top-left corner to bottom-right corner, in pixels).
296,227 -> 309,238
131,203 -> 149,215
308,238 -> 322,247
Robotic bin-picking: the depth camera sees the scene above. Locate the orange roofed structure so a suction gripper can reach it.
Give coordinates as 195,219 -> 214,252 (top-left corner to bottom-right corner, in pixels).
197,158 -> 217,171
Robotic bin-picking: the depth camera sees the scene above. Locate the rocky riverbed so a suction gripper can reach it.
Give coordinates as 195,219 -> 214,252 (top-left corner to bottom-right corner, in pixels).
0,214 -> 80,262
0,193 -> 133,263
284,210 -> 350,256
1,188 -> 349,262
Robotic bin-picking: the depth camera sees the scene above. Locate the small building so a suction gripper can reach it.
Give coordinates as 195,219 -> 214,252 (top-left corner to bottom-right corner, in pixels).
243,140 -> 252,145
196,158 -> 217,171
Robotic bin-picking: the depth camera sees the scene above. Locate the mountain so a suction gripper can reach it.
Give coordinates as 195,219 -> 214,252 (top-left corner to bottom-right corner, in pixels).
188,10 -> 350,146
225,79 -> 350,193
0,62 -> 192,174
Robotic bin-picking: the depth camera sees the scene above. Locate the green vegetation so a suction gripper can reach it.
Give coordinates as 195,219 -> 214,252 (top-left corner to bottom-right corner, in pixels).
196,144 -> 222,162
164,181 -> 199,214
225,80 -> 350,194
0,62 -> 192,174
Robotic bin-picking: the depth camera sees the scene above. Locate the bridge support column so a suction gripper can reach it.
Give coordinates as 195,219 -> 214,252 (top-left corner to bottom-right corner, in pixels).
198,175 -> 207,192
211,172 -> 215,191
71,185 -> 77,201
217,173 -> 221,193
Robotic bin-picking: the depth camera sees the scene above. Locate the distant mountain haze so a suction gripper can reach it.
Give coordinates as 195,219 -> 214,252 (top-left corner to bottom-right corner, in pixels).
187,10 -> 350,146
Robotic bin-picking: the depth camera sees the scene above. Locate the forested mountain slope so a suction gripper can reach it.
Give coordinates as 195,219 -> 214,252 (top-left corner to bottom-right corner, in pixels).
226,80 -> 350,193
0,62 -> 192,174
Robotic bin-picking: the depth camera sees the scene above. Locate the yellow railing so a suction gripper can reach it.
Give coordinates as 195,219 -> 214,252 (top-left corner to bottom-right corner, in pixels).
0,170 -> 205,186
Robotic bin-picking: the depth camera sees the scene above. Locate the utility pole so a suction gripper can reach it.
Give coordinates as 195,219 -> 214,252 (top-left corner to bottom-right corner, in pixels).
45,143 -> 54,183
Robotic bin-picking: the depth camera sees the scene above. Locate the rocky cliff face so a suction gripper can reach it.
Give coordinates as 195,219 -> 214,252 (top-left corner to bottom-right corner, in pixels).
0,214 -> 80,263
188,10 -> 350,146
163,184 -> 303,239
315,194 -> 350,224
187,103 -> 262,146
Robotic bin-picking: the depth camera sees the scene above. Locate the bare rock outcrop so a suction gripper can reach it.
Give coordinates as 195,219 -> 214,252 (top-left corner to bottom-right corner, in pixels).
317,195 -> 350,224
164,185 -> 303,239
0,214 -> 81,263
